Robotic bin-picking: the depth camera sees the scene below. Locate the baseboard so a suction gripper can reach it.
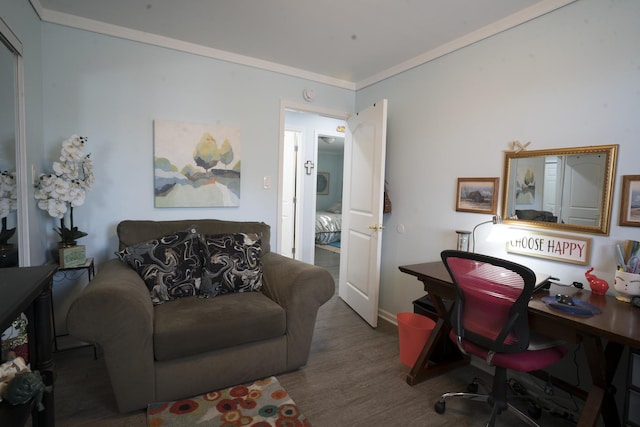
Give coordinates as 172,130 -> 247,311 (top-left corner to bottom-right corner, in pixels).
378,308 -> 397,325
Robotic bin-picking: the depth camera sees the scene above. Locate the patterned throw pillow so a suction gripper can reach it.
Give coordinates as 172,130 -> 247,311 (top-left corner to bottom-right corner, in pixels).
200,233 -> 263,297
116,227 -> 203,304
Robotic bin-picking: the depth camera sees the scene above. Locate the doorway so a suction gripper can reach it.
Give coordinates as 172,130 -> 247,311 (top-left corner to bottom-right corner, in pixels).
278,106 -> 347,268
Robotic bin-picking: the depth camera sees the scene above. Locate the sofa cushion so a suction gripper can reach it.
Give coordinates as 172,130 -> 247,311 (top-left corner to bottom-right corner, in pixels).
153,292 -> 286,361
199,232 -> 263,297
117,219 -> 271,254
116,227 -> 203,304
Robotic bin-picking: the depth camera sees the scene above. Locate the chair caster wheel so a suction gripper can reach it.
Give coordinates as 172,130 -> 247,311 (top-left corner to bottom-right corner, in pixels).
434,400 -> 446,414
467,382 -> 479,393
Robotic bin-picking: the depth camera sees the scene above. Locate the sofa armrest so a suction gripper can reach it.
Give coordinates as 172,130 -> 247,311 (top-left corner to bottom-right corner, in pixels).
261,252 -> 335,369
66,259 -> 156,412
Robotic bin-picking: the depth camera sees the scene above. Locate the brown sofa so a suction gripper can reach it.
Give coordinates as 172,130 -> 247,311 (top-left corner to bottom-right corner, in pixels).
67,219 -> 335,412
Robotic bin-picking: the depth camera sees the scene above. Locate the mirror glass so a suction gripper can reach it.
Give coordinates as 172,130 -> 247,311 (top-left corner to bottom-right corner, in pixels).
501,145 -> 618,235
0,19 -> 23,267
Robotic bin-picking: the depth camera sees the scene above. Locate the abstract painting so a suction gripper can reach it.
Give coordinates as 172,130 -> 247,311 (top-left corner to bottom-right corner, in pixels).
154,120 -> 241,207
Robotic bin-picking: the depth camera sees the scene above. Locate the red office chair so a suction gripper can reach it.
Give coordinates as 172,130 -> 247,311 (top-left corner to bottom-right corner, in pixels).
435,250 -> 567,427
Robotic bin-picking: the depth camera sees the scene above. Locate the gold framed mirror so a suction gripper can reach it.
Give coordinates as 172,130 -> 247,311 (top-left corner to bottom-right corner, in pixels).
501,144 -> 618,235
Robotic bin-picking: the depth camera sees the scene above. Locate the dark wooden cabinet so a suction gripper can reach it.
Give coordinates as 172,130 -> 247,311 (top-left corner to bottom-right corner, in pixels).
626,348 -> 640,426
0,265 -> 57,427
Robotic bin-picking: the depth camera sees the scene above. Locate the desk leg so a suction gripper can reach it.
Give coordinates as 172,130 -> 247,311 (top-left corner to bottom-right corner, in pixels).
579,336 -> 623,427
405,294 -> 468,385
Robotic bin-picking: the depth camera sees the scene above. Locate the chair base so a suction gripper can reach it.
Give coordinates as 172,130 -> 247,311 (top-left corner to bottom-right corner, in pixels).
434,389 -> 542,427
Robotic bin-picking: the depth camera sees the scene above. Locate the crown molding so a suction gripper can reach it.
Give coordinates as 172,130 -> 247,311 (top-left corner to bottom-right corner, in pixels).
29,0 -> 576,92
355,0 -> 578,90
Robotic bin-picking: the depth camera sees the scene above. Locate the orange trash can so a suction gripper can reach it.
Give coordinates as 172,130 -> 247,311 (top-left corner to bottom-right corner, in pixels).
397,312 -> 436,368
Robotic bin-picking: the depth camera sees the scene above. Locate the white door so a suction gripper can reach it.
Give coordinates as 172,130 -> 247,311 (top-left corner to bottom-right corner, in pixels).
560,153 -> 606,226
338,100 -> 388,327
280,130 -> 300,258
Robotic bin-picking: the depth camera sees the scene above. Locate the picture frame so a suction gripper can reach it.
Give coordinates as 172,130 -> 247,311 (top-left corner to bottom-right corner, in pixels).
619,175 -> 640,227
456,177 -> 499,214
317,172 -> 330,195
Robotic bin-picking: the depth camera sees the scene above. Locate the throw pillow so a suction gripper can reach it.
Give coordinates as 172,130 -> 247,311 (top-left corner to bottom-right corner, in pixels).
116,227 -> 203,304
200,232 -> 263,297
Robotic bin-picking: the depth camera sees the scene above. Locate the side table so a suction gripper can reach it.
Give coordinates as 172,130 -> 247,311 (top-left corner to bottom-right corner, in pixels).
52,257 -> 97,358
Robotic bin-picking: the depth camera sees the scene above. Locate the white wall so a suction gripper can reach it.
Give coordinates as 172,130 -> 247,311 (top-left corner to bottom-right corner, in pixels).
40,24 -> 355,265
357,0 -> 640,317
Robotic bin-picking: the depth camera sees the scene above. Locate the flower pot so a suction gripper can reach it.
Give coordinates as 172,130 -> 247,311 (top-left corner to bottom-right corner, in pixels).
0,243 -> 18,268
58,243 -> 86,268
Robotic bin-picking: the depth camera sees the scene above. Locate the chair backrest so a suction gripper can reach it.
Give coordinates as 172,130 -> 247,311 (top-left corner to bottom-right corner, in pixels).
441,250 -> 536,354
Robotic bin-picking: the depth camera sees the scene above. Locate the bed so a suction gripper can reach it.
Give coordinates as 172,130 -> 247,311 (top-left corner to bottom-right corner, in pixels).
315,211 -> 342,244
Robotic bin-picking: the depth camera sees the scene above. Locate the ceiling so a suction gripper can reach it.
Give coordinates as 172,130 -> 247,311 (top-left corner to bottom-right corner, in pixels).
31,0 -> 575,89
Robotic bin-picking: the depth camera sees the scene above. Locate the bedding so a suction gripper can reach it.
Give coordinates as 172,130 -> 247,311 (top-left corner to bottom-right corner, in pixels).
315,211 -> 342,244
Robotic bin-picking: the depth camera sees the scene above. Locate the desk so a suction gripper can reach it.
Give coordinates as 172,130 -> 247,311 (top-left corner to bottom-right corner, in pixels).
399,261 -> 640,427
0,265 -> 57,427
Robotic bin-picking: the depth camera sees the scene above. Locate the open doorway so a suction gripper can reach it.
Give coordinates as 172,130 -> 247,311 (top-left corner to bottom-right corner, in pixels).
314,133 -> 344,282
279,107 -> 346,282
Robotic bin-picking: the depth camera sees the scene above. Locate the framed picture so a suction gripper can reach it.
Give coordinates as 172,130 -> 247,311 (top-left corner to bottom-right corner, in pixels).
456,177 -> 499,214
619,175 -> 640,227
153,119 -> 241,208
317,172 -> 330,195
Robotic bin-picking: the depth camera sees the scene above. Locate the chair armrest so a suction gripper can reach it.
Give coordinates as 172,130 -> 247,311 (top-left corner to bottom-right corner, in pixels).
66,259 -> 155,412
261,252 -> 335,368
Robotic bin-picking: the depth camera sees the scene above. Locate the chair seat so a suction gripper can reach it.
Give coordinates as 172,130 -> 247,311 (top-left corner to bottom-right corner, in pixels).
449,330 -> 567,372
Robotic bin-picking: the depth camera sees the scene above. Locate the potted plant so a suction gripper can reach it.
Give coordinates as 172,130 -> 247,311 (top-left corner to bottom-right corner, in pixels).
34,135 -> 94,265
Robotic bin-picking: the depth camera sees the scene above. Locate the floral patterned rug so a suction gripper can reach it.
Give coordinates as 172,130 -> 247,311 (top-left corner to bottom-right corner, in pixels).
147,376 -> 310,426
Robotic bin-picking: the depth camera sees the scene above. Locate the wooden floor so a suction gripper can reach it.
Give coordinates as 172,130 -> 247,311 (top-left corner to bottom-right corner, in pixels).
52,248 -> 585,426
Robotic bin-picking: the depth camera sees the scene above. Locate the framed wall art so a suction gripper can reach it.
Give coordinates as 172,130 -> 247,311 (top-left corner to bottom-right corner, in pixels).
620,175 -> 640,227
456,177 -> 499,214
153,119 -> 241,208
317,172 -> 330,195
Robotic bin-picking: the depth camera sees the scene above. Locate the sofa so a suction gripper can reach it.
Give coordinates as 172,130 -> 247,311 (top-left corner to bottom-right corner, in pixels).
66,219 -> 335,412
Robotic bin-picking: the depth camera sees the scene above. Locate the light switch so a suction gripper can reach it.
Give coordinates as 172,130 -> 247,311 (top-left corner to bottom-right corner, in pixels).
263,176 -> 271,189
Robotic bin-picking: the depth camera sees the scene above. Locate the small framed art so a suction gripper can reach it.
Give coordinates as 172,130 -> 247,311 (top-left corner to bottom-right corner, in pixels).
619,175 -> 640,227
317,172 -> 330,195
456,177 -> 499,214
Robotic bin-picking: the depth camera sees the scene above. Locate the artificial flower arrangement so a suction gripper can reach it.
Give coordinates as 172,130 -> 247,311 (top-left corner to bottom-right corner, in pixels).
34,135 -> 94,245
0,171 -> 17,246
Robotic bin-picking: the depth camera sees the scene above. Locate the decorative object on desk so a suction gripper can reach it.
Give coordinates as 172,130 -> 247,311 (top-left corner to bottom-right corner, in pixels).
541,296 -> 602,317
2,370 -> 52,411
146,376 -> 309,427
584,267 -> 609,295
614,271 -> 640,300
455,177 -> 498,214
455,230 -> 470,252
619,175 -> 640,227
34,135 -> 94,249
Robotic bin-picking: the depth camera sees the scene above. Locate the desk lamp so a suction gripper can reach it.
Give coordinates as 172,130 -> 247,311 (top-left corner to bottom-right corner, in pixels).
471,215 -> 502,252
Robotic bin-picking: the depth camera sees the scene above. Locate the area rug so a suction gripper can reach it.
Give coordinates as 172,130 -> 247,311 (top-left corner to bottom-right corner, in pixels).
147,376 -> 310,426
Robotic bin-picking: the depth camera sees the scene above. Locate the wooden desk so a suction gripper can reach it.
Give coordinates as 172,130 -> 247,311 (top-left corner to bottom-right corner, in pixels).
0,265 -> 57,427
399,261 -> 640,427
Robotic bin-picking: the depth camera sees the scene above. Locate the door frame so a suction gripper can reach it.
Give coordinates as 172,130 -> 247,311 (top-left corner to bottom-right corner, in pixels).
277,100 -> 349,258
